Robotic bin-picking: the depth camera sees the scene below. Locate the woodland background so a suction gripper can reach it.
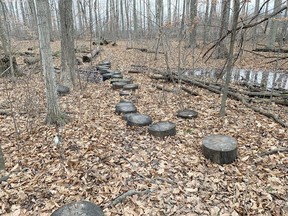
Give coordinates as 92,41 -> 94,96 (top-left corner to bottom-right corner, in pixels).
0,0 -> 287,215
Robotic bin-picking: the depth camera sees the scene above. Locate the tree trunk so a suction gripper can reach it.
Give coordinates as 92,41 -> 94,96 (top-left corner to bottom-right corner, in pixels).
59,0 -> 76,89
188,0 -> 197,48
203,0 -> 210,45
220,0 -> 240,117
133,0 -> 137,35
267,0 -> 282,48
35,0 -> 67,125
217,0 -> 231,58
208,0 -> 217,41
252,0 -> 260,48
167,0 -> 171,24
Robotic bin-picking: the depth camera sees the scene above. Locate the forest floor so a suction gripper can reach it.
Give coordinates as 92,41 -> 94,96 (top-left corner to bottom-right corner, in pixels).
0,39 -> 287,215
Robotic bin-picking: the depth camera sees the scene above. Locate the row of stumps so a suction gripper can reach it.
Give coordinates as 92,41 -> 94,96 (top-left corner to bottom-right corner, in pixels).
51,61 -> 237,215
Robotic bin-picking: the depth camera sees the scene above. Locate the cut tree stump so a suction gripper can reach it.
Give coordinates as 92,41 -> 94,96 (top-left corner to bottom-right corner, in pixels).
120,91 -> 131,96
82,47 -> 100,62
115,102 -> 137,114
111,74 -> 123,79
98,60 -> 111,67
177,109 -> 198,119
112,81 -> 128,89
57,84 -> 70,96
126,113 -> 152,126
51,201 -> 104,216
148,121 -> 176,138
202,134 -> 237,165
102,72 -> 114,81
110,78 -> 132,84
123,83 -> 139,91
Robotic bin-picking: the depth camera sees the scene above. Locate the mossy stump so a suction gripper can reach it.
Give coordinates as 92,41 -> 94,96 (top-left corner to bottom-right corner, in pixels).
51,201 -> 104,216
202,134 -> 237,165
126,113 -> 152,126
148,121 -> 176,138
177,109 -> 198,119
115,101 -> 137,114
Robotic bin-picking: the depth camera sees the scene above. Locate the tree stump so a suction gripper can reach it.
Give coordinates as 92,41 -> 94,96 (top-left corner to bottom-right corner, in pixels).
98,60 -> 111,67
97,65 -> 110,71
102,72 -> 114,81
111,74 -> 123,79
119,91 -> 131,96
115,102 -> 137,114
123,84 -> 139,91
51,201 -> 104,216
202,135 -> 237,165
110,78 -> 131,84
148,121 -> 176,138
126,113 -> 152,126
112,81 -> 128,89
57,84 -> 70,96
176,109 -> 198,119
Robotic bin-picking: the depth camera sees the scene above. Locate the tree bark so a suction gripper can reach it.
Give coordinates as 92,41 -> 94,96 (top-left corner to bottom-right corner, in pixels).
220,0 -> 240,117
35,0 -> 67,125
59,0 -> 76,89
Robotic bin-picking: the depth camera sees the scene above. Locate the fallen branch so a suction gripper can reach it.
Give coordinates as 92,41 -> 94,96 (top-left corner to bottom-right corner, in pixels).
181,86 -> 198,96
253,48 -> 288,53
259,148 -> 288,157
127,47 -> 164,54
110,189 -> 152,207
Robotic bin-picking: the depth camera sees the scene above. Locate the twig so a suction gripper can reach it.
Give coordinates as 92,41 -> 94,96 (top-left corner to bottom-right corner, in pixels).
110,189 -> 153,207
259,148 -> 288,157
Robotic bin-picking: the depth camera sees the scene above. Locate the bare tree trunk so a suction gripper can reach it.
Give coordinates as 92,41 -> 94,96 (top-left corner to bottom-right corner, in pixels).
0,11 -> 8,55
220,0 -> 240,117
133,0 -> 137,35
252,0 -> 260,48
208,0 -> 217,41
120,0 -> 125,35
77,0 -> 83,34
35,0 -> 67,125
217,0 -> 231,58
267,0 -> 282,48
188,0 -> 197,48
167,0 -> 171,24
147,0 -> 152,33
203,0 -> 209,45
59,0 -> 76,89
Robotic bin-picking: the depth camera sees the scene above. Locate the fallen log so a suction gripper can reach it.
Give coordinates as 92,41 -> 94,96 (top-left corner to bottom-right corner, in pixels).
150,72 -> 287,127
181,86 -> 198,96
126,47 -> 165,54
253,48 -> 288,53
82,47 -> 100,63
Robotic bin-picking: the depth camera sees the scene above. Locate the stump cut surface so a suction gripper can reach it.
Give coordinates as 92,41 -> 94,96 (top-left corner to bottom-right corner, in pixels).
112,81 -> 128,89
115,102 -> 137,114
202,134 -> 237,165
123,83 -> 139,91
177,109 -> 198,119
126,113 -> 152,126
51,201 -> 104,216
148,121 -> 176,138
